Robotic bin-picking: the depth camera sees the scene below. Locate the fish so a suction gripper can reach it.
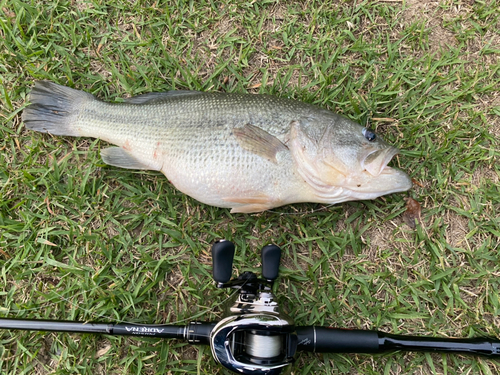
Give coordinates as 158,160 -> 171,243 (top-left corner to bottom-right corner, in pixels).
22,81 -> 412,213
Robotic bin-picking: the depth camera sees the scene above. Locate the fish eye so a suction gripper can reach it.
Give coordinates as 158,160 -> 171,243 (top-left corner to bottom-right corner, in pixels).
362,128 -> 376,142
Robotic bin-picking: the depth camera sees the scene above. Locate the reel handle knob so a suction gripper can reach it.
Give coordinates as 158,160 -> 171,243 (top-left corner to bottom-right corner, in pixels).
261,244 -> 281,282
212,240 -> 235,286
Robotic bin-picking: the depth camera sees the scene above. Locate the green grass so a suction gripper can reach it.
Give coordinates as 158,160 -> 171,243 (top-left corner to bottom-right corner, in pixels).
1,0 -> 499,374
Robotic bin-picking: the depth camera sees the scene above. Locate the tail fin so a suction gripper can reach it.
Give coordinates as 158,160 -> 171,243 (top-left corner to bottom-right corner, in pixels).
22,81 -> 95,136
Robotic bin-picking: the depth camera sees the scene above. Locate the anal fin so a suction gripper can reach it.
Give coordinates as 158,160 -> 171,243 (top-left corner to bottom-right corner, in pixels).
101,147 -> 153,170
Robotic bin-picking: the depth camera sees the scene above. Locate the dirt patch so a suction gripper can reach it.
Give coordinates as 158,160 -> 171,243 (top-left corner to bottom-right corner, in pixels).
489,113 -> 500,139
464,27 -> 500,67
473,166 -> 499,186
445,210 -> 470,248
482,93 -> 500,139
402,0 -> 500,70
72,0 -> 93,12
402,0 -> 459,56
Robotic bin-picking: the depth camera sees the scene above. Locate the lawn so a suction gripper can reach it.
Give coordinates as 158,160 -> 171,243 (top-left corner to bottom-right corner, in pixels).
1,0 -> 499,374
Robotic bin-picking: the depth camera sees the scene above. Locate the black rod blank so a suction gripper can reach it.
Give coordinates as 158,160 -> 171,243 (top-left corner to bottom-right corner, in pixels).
0,318 -> 215,343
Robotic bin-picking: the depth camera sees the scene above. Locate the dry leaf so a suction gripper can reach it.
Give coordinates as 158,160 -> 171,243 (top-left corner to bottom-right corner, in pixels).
372,117 -> 396,122
97,345 -> 112,357
403,197 -> 421,229
411,178 -> 424,188
44,197 -> 55,215
248,83 -> 262,89
39,239 -> 57,246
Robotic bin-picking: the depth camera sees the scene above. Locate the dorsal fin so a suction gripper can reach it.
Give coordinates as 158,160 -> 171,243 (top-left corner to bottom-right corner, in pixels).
124,90 -> 202,104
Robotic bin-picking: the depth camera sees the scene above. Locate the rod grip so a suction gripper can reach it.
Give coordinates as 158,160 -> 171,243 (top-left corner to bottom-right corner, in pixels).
296,327 -> 380,353
212,240 -> 235,284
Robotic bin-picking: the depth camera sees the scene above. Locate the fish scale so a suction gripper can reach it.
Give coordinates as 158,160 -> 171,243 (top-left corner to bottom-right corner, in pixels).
23,81 -> 412,213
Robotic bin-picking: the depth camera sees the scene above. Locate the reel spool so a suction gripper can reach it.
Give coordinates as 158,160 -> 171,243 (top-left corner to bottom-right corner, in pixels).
245,331 -> 282,358
211,314 -> 297,374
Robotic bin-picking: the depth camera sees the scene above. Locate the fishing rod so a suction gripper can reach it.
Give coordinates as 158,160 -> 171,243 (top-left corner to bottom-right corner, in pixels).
1,240 -> 500,374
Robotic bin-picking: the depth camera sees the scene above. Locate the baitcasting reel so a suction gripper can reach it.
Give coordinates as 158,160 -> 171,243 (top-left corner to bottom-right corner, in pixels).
210,240 -> 297,375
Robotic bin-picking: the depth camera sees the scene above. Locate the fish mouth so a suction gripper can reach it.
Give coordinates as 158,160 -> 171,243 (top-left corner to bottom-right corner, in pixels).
362,146 -> 400,177
349,146 -> 412,196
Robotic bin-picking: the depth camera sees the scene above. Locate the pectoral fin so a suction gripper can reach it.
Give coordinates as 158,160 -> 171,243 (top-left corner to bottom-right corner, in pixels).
101,147 -> 155,170
233,124 -> 288,164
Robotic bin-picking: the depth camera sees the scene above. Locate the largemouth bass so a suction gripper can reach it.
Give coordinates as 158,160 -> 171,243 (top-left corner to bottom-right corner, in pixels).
23,81 -> 412,213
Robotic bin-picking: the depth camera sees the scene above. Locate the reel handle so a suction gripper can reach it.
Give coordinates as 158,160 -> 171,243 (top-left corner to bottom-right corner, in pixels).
261,244 -> 281,282
212,240 -> 235,286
